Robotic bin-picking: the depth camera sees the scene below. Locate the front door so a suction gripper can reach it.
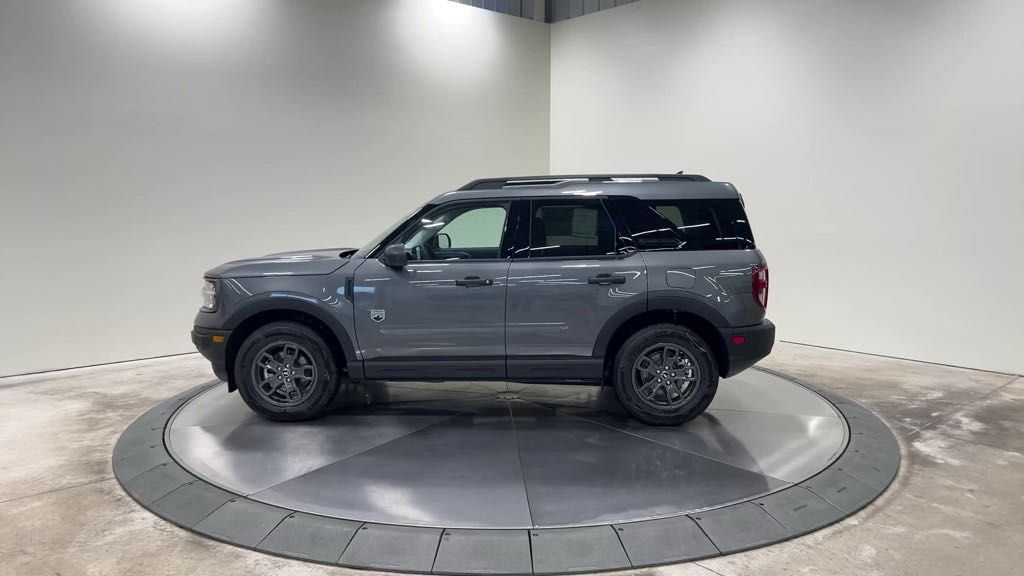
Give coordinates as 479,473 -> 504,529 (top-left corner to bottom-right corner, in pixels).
354,200 -> 513,380
506,197 -> 647,381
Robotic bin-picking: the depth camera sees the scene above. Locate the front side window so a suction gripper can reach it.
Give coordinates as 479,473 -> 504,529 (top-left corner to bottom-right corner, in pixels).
398,202 -> 510,261
528,199 -> 616,258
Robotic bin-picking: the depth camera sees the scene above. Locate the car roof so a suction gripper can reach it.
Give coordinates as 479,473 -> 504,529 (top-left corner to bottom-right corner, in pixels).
430,174 -> 739,204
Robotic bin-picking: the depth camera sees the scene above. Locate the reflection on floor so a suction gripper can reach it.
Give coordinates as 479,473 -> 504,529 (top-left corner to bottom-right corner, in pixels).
0,342 -> 1021,576
167,371 -> 841,528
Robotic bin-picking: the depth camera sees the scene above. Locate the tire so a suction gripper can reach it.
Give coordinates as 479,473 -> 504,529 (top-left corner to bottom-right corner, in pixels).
612,323 -> 719,426
234,321 -> 340,421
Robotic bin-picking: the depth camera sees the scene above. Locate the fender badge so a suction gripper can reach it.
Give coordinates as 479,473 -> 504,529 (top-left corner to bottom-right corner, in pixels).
370,309 -> 386,323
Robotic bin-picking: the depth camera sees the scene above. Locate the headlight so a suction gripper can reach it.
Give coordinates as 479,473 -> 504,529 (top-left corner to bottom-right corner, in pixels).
201,279 -> 217,311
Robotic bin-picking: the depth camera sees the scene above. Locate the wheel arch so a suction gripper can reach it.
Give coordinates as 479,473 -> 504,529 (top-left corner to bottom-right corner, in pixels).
595,294 -> 731,379
223,295 -> 359,391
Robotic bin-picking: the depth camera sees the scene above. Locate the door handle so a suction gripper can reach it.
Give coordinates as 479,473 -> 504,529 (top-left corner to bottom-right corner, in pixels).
588,273 -> 626,285
455,276 -> 494,287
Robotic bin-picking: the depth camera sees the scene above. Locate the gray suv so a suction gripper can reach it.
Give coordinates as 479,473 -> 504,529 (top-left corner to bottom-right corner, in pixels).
192,174 -> 774,425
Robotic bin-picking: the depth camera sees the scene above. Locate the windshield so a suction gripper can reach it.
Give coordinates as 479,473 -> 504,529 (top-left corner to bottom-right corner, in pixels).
352,204 -> 434,259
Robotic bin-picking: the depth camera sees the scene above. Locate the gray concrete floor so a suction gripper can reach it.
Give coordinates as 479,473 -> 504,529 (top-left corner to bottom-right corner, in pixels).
0,342 -> 1020,576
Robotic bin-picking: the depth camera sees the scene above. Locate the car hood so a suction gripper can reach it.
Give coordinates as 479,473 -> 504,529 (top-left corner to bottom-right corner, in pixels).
205,247 -> 359,279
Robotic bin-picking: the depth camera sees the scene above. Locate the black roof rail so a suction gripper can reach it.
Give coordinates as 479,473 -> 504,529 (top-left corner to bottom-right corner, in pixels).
457,172 -> 711,191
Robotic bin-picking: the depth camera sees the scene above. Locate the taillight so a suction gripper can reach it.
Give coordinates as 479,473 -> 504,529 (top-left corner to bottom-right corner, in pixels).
752,264 -> 769,309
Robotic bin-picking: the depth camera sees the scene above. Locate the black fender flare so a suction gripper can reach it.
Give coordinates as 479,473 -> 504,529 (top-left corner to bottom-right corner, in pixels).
223,292 -> 359,376
592,290 -> 729,358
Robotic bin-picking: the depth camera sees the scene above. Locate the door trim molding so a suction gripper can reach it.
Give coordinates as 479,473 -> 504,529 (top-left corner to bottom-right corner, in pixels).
507,356 -> 604,382
363,357 -> 505,381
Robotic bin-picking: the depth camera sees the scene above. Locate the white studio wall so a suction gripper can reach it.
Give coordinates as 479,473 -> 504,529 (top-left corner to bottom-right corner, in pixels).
0,0 -> 551,376
550,0 -> 1024,374
2,0 -> 1020,378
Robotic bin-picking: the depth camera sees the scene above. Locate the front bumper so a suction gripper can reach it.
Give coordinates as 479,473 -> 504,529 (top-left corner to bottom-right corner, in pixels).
191,326 -> 231,382
721,319 -> 775,377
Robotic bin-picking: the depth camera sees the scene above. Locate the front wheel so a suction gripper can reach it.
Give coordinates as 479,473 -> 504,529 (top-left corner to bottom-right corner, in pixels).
612,324 -> 719,426
234,321 -> 340,421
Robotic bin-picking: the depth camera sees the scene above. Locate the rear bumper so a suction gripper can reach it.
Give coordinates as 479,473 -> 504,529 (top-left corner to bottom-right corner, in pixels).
721,319 -> 775,377
191,326 -> 231,382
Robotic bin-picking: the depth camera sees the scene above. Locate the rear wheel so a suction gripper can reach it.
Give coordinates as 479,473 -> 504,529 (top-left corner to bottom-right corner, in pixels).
234,321 -> 340,421
612,324 -> 718,426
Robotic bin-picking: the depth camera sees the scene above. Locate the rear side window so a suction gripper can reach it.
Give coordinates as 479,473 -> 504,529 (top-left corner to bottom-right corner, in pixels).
529,199 -> 617,258
612,196 -> 755,251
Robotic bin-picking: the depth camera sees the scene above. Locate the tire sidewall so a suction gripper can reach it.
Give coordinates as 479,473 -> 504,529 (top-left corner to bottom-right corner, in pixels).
613,325 -> 718,426
234,322 -> 338,421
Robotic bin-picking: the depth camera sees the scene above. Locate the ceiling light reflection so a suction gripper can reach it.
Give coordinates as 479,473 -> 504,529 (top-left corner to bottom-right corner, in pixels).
100,0 -> 266,53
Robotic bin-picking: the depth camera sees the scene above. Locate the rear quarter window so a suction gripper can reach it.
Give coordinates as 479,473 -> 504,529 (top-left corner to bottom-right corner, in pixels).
613,196 -> 755,251
706,198 -> 755,250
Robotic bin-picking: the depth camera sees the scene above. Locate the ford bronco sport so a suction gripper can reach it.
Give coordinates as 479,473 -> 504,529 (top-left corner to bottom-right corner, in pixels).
192,173 -> 774,425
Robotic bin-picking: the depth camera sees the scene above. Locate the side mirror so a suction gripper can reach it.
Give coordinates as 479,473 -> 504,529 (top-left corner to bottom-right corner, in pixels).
436,233 -> 451,249
382,243 -> 408,268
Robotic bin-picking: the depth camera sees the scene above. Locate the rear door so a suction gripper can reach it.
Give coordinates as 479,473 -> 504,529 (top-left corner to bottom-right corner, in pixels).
505,197 -> 647,381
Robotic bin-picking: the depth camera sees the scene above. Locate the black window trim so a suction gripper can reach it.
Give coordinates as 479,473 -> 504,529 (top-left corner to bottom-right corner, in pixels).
505,199 -> 531,259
